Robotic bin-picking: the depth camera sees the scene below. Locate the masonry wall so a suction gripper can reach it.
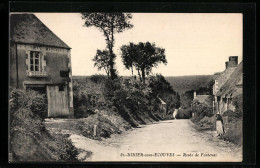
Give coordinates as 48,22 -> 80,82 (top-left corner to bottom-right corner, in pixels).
10,43 -> 70,88
10,42 -> 74,117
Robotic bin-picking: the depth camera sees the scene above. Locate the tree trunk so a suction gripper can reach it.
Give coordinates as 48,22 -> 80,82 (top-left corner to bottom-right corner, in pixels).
141,68 -> 145,85
108,52 -> 116,80
108,17 -> 117,80
137,68 -> 142,82
131,66 -> 134,78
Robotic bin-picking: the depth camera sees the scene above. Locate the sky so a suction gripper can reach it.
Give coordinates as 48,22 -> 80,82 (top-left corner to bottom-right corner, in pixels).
34,13 -> 243,77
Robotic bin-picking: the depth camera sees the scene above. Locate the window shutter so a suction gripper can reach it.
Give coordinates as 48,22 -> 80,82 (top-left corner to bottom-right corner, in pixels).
41,52 -> 46,71
25,51 -> 30,75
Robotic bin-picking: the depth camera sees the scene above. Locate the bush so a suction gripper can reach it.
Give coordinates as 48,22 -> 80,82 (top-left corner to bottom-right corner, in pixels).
223,110 -> 240,118
232,94 -> 243,117
191,100 -> 213,118
176,108 -> 192,119
26,89 -> 48,119
9,88 -> 78,162
198,116 -> 216,130
73,81 -> 106,118
90,74 -> 107,83
220,118 -> 242,146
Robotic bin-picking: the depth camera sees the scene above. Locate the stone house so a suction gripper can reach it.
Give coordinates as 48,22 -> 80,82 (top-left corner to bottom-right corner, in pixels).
9,14 -> 74,118
193,91 -> 211,104
213,56 -> 242,114
192,91 -> 212,117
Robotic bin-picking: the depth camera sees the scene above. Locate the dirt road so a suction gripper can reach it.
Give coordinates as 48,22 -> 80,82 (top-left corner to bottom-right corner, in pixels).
70,120 -> 242,162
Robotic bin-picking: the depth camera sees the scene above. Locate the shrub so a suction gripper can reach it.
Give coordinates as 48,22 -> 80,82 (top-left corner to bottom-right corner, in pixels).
223,110 -> 240,118
198,116 -> 216,130
9,88 -> 78,162
191,100 -> 213,118
90,74 -> 107,83
220,118 -> 242,146
176,108 -> 192,119
27,89 -> 48,119
73,80 -> 106,118
232,94 -> 243,117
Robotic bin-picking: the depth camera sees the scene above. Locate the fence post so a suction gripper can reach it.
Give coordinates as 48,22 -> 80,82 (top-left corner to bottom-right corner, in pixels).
93,124 -> 97,137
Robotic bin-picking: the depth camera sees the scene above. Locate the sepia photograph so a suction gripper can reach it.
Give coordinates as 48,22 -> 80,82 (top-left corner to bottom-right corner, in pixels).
9,12 -> 243,162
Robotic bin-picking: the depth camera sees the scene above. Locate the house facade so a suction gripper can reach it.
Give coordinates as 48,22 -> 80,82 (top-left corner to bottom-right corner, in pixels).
213,56 -> 242,114
10,14 -> 74,118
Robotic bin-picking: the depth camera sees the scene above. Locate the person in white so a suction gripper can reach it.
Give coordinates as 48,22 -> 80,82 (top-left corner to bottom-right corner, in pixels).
173,109 -> 178,119
216,113 -> 225,136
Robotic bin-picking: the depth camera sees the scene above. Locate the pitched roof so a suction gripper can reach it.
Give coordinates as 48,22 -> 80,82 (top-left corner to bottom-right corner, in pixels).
217,61 -> 243,98
10,14 -> 71,49
214,66 -> 237,94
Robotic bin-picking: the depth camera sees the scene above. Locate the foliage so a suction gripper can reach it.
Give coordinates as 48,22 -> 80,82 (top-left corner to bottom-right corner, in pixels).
81,13 -> 133,80
180,90 -> 193,109
191,99 -> 213,122
9,88 -> 78,162
120,42 -> 167,84
121,43 -> 137,77
10,88 -> 47,120
73,81 -> 106,118
232,94 -> 243,117
176,108 -> 192,119
103,77 -> 163,124
148,74 -> 181,113
223,110 -> 240,118
197,116 -> 216,131
90,74 -> 107,84
92,50 -> 110,78
220,117 -> 242,146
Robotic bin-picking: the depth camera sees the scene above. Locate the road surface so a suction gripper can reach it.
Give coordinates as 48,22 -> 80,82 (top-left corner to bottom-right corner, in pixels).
70,120 -> 242,162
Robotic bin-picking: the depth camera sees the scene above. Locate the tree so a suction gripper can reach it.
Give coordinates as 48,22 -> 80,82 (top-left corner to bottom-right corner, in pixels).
121,43 -> 137,78
148,74 -> 181,112
81,13 -> 133,80
121,42 -> 167,84
92,49 -> 110,78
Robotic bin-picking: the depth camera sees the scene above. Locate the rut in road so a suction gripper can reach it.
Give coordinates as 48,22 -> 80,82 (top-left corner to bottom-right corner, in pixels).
70,119 -> 242,162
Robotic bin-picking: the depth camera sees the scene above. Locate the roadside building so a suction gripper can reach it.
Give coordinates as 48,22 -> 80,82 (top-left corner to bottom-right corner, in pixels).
10,14 -> 74,118
215,61 -> 243,113
213,56 -> 242,114
193,91 -> 211,105
192,91 -> 212,117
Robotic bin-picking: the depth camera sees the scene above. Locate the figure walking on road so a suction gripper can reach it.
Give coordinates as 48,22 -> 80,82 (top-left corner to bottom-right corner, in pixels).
173,109 -> 178,119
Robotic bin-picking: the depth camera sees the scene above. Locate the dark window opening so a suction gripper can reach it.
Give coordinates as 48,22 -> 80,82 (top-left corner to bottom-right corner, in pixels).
59,85 -> 65,91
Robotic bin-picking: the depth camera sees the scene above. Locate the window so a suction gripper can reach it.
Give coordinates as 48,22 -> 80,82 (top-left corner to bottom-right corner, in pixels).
30,51 -> 41,72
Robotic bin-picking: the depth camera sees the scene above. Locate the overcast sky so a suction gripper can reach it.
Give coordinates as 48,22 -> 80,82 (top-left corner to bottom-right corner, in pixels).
34,13 -> 242,77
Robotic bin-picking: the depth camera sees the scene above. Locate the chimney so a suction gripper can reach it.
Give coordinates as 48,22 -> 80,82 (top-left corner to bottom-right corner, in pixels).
229,56 -> 238,64
226,56 -> 238,69
225,61 -> 229,69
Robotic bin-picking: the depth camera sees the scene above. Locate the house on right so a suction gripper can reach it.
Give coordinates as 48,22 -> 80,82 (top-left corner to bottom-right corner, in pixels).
213,56 -> 243,114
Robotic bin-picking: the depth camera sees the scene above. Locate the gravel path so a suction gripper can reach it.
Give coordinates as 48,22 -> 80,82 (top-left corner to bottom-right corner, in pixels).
70,119 -> 242,162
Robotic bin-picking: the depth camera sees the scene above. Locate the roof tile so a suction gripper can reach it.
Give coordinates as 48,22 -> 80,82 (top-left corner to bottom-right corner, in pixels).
10,14 -> 71,49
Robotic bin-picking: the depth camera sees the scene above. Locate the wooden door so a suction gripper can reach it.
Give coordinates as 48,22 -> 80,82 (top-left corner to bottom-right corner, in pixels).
47,85 -> 69,117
